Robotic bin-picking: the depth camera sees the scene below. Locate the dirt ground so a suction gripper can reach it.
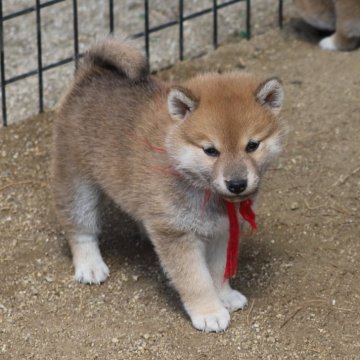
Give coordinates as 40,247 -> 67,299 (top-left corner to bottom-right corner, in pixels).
1,25 -> 360,359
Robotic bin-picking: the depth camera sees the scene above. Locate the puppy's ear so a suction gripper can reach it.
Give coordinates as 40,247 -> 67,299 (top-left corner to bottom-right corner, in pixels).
167,86 -> 198,121
256,78 -> 284,116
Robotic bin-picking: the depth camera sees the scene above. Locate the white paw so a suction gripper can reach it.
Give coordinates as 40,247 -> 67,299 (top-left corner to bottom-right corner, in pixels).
190,307 -> 230,332
74,254 -> 109,284
220,289 -> 248,312
319,36 -> 337,51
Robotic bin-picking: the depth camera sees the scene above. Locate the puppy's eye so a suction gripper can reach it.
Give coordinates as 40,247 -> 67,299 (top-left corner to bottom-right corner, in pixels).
203,147 -> 220,157
246,140 -> 260,153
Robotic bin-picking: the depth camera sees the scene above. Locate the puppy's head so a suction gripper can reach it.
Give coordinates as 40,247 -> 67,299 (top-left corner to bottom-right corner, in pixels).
166,73 -> 286,201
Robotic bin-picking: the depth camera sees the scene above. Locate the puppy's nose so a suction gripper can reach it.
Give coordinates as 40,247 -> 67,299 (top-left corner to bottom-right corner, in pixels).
225,179 -> 247,194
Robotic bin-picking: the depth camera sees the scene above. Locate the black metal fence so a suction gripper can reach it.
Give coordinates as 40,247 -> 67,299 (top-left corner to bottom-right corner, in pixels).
0,0 -> 284,127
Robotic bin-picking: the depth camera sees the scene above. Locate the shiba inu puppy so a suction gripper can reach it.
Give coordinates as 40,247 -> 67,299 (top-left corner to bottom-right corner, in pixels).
52,38 -> 285,332
294,0 -> 360,51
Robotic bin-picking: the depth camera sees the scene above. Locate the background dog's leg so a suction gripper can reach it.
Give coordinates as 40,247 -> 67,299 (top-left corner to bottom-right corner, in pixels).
320,0 -> 360,51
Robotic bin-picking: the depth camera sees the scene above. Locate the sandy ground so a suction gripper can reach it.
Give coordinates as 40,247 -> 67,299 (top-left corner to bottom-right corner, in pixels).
1,25 -> 360,359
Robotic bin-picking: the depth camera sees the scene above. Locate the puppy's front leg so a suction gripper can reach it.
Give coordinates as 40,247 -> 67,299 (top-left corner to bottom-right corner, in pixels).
148,226 -> 230,332
206,235 -> 248,313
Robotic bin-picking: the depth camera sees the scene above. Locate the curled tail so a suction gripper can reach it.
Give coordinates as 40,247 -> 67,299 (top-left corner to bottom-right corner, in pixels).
80,37 -> 148,81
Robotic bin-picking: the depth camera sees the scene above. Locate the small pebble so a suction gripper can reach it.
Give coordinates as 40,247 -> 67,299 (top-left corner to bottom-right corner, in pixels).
290,202 -> 299,210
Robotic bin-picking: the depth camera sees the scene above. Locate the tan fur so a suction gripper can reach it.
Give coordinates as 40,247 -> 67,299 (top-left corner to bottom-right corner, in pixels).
295,0 -> 360,50
52,38 -> 285,332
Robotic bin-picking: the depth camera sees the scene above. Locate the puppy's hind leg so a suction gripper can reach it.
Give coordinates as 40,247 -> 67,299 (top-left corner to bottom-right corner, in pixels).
70,181 -> 110,284
71,234 -> 110,284
55,178 -> 109,284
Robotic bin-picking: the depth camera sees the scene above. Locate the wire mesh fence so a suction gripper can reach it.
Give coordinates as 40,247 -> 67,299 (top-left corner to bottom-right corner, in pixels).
0,0 -> 284,127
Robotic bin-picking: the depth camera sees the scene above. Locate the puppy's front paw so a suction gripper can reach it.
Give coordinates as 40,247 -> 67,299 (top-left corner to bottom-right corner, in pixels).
190,307 -> 230,332
74,255 -> 109,284
319,36 -> 337,51
220,289 -> 248,313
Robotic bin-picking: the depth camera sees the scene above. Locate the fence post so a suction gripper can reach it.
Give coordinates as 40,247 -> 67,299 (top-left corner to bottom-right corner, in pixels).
0,0 -> 7,126
109,0 -> 114,34
179,0 -> 184,60
278,0 -> 284,29
72,0 -> 79,69
212,0 -> 218,49
144,0 -> 150,70
35,0 -> 44,113
246,0 -> 251,39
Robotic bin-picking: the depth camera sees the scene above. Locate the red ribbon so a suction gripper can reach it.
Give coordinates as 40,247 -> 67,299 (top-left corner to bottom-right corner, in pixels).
224,199 -> 257,280
240,199 -> 257,231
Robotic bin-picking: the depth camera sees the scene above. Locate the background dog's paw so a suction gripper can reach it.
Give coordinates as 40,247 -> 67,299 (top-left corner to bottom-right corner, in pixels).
220,289 -> 248,312
190,307 -> 230,332
74,256 -> 109,284
319,36 -> 337,51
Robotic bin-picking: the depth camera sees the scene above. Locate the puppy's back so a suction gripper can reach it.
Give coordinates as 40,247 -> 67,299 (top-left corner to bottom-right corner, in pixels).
55,37 -> 157,136
54,37 -> 158,177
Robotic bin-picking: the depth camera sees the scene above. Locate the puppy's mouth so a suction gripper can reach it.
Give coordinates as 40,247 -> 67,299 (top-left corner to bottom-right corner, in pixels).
221,189 -> 258,203
223,194 -> 252,203
223,197 -> 245,203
